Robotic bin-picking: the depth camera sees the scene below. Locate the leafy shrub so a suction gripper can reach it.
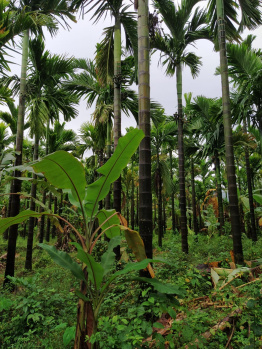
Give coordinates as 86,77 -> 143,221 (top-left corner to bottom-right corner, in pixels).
0,270 -> 77,349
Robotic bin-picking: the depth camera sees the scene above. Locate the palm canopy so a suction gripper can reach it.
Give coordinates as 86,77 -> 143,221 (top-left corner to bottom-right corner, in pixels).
77,121 -> 106,159
89,0 -> 137,52
207,0 -> 262,44
65,57 -> 139,123
152,0 -> 211,75
70,0 -> 138,67
0,121 -> 14,155
0,102 -> 30,137
0,0 -> 76,74
48,121 -> 78,153
2,35 -> 79,139
151,109 -> 177,151
186,94 -> 224,158
226,36 -> 262,137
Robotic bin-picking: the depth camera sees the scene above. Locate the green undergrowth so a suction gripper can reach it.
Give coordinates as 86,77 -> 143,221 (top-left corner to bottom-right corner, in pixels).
0,232 -> 262,348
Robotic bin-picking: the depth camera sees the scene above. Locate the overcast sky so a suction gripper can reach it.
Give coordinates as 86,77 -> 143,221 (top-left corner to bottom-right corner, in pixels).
4,1 -> 262,137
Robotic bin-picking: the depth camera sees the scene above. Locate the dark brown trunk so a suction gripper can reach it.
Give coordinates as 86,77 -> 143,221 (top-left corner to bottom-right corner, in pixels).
191,159 -> 198,234
4,30 -> 29,287
169,149 -> 175,233
163,197 -> 166,236
214,151 -> 224,234
136,186 -> 139,228
216,0 -> 244,264
38,190 -> 46,243
138,0 -> 152,260
52,195 -> 58,238
25,137 -> 39,270
176,64 -> 188,254
131,179 -> 135,230
243,119 -> 257,241
45,193 -> 52,242
3,182 -> 14,240
156,155 -> 163,247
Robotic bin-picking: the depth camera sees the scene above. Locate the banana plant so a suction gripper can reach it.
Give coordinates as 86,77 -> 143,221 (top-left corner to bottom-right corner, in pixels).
0,128 -> 183,349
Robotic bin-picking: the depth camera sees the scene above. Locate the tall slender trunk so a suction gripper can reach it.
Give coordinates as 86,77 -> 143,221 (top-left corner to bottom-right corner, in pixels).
4,30 -> 29,286
136,185 -> 139,228
25,136 -> 39,270
214,150 -> 224,234
105,119 -> 112,210
113,15 -> 122,215
163,197 -> 166,236
243,118 -> 257,241
38,190 -> 46,243
39,119 -> 50,242
198,203 -> 203,230
258,105 -> 262,155
191,158 -> 198,234
153,198 -> 157,230
3,181 -> 13,240
216,0 -> 244,264
176,63 -> 188,254
138,0 -> 152,259
169,149 -> 175,232
51,195 -> 58,238
113,15 -> 122,260
131,159 -> 135,230
45,192 -> 52,242
156,153 -> 162,247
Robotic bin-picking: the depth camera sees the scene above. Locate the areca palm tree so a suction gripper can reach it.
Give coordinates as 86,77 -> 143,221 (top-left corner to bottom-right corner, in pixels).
0,0 -> 57,74
65,57 -> 138,161
207,0 -> 262,264
78,121 -> 106,167
4,1 -> 76,283
151,110 -> 176,246
24,36 -> 78,269
186,94 -> 225,234
48,121 -> 78,154
137,0 -> 153,260
152,0 -> 211,253
71,0 -> 137,219
226,37 -> 262,241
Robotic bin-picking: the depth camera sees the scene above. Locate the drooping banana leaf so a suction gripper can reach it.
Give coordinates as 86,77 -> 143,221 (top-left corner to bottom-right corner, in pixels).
96,209 -> 120,239
0,210 -> 50,234
33,151 -> 86,204
39,244 -> 85,281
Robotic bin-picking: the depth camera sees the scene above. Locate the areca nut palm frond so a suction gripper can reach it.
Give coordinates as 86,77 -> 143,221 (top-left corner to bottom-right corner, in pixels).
71,0 -> 138,58
78,121 -> 106,158
187,96 -> 224,157
0,121 -> 14,154
226,37 -> 262,143
0,0 -> 76,74
104,3 -> 138,60
207,0 -> 262,45
10,0 -> 76,35
26,35 -> 78,124
48,121 -> 78,153
65,58 -> 138,122
152,0 -> 212,68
